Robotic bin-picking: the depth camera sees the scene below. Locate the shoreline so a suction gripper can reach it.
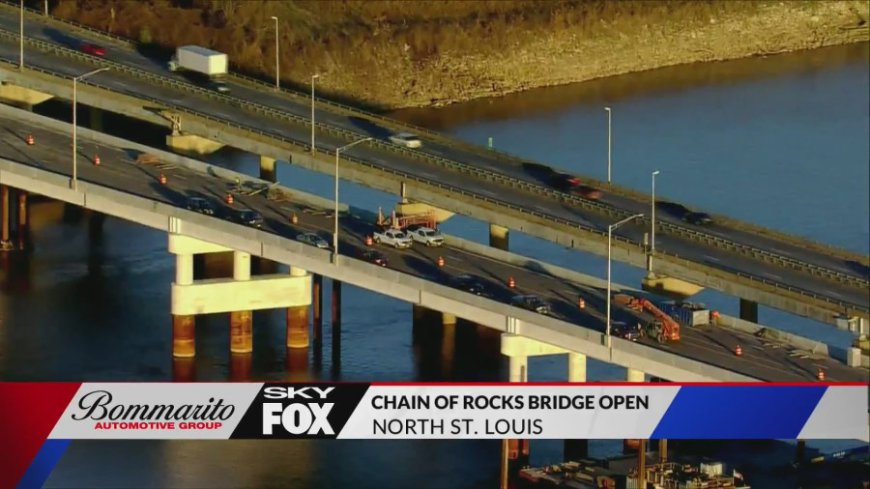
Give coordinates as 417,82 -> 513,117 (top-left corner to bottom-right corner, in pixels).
52,1 -> 869,111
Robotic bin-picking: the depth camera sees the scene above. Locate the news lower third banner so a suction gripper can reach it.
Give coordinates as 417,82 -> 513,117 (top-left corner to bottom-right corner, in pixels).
1,383 -> 867,488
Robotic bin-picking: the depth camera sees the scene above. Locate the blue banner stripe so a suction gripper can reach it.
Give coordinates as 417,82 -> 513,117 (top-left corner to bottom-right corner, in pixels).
651,386 -> 828,439
16,439 -> 71,489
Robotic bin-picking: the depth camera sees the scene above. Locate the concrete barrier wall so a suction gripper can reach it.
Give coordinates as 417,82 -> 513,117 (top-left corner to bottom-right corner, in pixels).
0,157 -> 757,382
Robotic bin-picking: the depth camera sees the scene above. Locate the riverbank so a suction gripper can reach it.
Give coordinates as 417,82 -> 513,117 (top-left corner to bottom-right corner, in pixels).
53,1 -> 868,110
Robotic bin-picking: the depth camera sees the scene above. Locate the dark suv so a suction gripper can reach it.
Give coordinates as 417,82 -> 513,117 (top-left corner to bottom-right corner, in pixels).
185,196 -> 216,215
231,210 -> 264,228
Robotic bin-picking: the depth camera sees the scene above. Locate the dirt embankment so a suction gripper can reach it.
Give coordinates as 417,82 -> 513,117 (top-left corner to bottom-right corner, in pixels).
51,1 -> 869,110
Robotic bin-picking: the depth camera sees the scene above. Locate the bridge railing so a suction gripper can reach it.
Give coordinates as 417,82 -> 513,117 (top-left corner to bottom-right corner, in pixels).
1,30 -> 867,294
3,0 -> 867,270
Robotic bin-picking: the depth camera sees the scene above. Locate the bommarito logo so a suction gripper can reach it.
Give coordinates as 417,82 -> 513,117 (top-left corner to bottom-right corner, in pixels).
71,390 -> 235,430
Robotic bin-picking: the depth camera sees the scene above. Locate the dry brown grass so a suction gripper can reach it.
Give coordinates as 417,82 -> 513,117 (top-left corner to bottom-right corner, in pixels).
47,1 -> 763,101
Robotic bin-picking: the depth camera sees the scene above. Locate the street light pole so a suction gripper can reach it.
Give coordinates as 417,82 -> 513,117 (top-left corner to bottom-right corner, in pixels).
604,107 -> 612,184
270,16 -> 279,90
651,170 -> 660,255
311,74 -> 320,153
19,0 -> 24,70
333,137 -> 373,261
72,67 -> 109,190
605,213 -> 644,348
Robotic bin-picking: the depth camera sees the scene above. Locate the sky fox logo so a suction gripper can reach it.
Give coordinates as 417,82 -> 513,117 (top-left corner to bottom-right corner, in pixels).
261,386 -> 336,435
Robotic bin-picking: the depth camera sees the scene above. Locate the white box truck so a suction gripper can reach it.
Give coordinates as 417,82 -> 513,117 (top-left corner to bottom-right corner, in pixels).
168,45 -> 230,93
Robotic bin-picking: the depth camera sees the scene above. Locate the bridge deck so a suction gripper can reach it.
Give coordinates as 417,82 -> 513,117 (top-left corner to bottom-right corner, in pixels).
0,110 -> 864,382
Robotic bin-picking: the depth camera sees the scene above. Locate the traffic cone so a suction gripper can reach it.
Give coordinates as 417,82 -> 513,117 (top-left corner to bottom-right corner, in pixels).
578,298 -> 586,309
734,345 -> 743,357
226,193 -> 234,205
26,134 -> 34,145
817,369 -> 825,381
508,276 -> 516,288
290,213 -> 298,224
437,256 -> 445,268
93,154 -> 101,166
365,235 -> 373,246
159,173 -> 167,185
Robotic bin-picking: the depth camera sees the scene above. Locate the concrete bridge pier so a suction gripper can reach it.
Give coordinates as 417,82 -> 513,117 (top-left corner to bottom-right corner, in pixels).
230,350 -> 253,381
740,298 -> 759,323
1,185 -> 11,250
286,266 -> 310,349
489,224 -> 509,250
331,279 -> 342,377
229,251 -> 253,354
312,274 -> 323,342
172,251 -> 196,358
564,352 -> 589,461
260,156 -> 277,182
16,191 -> 29,251
624,367 -> 646,454
172,357 -> 195,382
89,106 -> 103,132
0,82 -> 53,109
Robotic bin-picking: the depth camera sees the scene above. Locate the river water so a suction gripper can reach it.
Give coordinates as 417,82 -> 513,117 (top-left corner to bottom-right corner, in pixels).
0,43 -> 866,488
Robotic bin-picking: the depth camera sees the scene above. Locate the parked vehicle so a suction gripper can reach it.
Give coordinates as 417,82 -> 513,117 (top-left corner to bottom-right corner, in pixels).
613,293 -> 681,343
296,232 -> 329,249
611,321 -> 642,342
168,45 -> 230,93
230,209 -> 263,228
373,228 -> 412,249
450,274 -> 488,297
389,132 -> 422,148
185,196 -> 216,215
683,211 -> 714,225
574,185 -> 603,200
511,294 -> 550,315
80,43 -> 106,57
407,226 -> 444,247
359,249 -> 388,267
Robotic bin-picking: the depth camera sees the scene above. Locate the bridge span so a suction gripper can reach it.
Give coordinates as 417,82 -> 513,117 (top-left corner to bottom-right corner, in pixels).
0,6 -> 866,329
0,106 -> 865,383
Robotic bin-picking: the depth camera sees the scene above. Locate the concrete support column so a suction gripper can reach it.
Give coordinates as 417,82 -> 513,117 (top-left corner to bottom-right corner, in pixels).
312,274 -> 323,342
507,354 -> 529,463
1,185 -> 10,247
739,298 -> 758,323
286,266 -> 310,349
796,439 -> 806,466
230,251 -> 253,354
89,106 -> 103,132
489,223 -> 509,250
260,155 -> 277,182
16,191 -> 28,250
172,253 -> 195,358
565,352 -> 588,460
625,367 -> 645,454
441,313 -> 457,378
172,357 -> 195,382
331,279 -> 342,376
230,351 -> 252,381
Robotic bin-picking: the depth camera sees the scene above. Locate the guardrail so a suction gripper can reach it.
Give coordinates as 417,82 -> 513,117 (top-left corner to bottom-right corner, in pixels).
1,57 -> 867,317
1,32 -> 868,300
3,1 -> 868,269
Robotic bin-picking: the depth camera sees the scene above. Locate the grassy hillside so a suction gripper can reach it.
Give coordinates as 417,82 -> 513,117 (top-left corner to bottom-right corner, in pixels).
47,0 -> 869,109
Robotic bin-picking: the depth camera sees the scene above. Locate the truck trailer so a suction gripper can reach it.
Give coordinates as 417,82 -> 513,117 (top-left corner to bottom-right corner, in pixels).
169,45 -> 230,93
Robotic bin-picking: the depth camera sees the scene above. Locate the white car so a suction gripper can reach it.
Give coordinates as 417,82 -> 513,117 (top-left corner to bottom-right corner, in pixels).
389,132 -> 422,149
373,228 -> 413,249
407,226 -> 444,247
296,232 -> 329,249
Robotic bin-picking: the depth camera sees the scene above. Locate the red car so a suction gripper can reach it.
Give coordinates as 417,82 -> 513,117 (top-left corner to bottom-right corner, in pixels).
81,43 -> 106,57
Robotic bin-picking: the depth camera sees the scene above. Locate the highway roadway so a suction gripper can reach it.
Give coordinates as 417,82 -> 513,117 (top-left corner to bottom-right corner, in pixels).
0,111 -> 864,382
0,10 -> 867,316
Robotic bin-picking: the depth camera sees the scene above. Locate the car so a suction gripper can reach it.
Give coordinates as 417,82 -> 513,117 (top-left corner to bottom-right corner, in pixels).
683,212 -> 713,226
296,232 -> 329,249
574,185 -> 603,200
550,172 -> 581,190
80,43 -> 106,57
359,249 -> 388,267
388,132 -> 422,149
208,80 -> 231,94
611,321 -> 642,342
511,294 -> 550,315
406,226 -> 444,247
450,274 -> 488,297
231,209 -> 264,228
373,228 -> 413,249
185,196 -> 216,215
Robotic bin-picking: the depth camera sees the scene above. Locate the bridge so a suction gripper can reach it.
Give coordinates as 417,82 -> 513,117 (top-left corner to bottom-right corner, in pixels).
1,105 -> 865,385
0,5 -> 867,330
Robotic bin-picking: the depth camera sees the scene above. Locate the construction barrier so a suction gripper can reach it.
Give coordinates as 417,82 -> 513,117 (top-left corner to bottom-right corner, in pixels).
159,174 -> 167,185
26,134 -> 34,145
817,369 -> 825,381
437,256 -> 445,267
508,276 -> 516,288
365,236 -> 373,246
93,154 -> 101,166
226,194 -> 234,204
734,345 -> 743,357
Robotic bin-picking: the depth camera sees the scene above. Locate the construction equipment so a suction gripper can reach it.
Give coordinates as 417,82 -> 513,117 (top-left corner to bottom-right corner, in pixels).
376,207 -> 437,230
614,294 -> 681,343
